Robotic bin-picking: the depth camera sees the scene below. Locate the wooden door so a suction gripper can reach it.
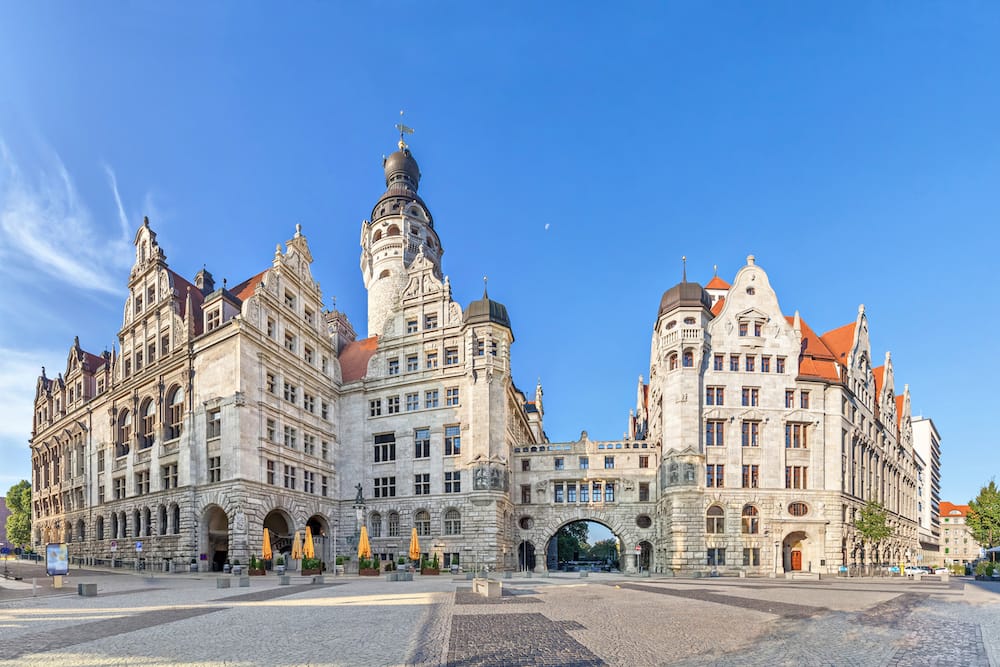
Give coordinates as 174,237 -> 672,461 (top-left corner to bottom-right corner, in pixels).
791,550 -> 802,571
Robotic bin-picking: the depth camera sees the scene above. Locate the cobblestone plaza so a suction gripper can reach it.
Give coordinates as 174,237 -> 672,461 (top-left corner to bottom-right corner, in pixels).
2,562 -> 998,665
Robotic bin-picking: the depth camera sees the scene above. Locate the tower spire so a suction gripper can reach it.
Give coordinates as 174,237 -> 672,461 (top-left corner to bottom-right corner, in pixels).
395,110 -> 414,150
682,256 -> 687,283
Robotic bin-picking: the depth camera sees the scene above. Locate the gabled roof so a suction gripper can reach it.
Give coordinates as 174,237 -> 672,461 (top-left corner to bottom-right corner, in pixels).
231,269 -> 268,303
939,501 -> 969,517
873,366 -> 885,394
895,394 -> 905,415
168,270 -> 205,332
711,297 -> 726,316
339,336 -> 378,382
786,315 -> 840,382
821,322 -> 856,362
705,275 -> 730,290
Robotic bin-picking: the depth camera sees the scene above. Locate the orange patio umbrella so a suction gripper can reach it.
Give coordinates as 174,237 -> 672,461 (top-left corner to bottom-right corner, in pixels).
291,530 -> 303,560
262,528 -> 273,561
408,527 -> 421,562
357,525 -> 372,560
304,525 -> 315,559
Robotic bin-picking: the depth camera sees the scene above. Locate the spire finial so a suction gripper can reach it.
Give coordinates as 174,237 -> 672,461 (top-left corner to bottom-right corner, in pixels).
682,256 -> 687,283
331,296 -> 337,311
395,110 -> 414,150
713,264 -> 718,276
483,275 -> 488,298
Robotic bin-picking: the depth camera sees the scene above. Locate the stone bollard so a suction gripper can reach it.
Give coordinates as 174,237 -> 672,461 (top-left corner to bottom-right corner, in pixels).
216,578 -> 231,589
311,575 -> 325,585
941,573 -> 950,583
385,572 -> 399,582
278,575 -> 291,585
238,576 -> 250,587
78,583 -> 97,597
579,571 -> 589,578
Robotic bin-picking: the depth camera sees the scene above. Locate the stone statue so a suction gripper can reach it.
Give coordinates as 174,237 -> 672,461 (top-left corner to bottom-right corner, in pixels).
354,483 -> 364,504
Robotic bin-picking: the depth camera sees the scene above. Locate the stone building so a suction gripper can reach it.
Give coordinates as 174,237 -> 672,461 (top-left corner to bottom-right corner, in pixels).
939,502 -> 982,565
29,135 -> 926,575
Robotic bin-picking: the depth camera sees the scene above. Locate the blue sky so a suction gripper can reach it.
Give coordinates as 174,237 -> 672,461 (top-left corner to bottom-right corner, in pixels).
1,3 -> 997,512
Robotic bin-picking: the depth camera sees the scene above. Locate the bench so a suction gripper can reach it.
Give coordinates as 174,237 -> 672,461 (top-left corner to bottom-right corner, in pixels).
472,577 -> 502,598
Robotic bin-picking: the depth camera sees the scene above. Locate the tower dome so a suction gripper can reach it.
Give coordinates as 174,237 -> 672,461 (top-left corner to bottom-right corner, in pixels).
464,288 -> 512,331
657,281 -> 712,317
370,146 -> 434,227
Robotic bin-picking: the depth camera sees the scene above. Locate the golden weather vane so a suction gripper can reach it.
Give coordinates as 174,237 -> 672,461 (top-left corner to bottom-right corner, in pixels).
395,110 -> 414,150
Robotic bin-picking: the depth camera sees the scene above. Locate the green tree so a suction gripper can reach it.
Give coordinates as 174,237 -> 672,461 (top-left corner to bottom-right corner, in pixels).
589,538 -> 618,562
5,480 -> 31,547
555,522 -> 589,562
968,480 -> 1000,561
854,500 -> 892,572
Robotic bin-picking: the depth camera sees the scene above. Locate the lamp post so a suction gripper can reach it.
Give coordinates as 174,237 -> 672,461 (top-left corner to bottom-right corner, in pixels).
774,540 -> 780,576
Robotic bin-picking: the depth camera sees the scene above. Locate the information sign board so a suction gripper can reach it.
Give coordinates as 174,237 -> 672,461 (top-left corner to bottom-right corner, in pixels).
46,542 -> 69,576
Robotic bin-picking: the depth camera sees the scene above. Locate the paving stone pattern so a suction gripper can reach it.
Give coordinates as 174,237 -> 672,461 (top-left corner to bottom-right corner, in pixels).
454,586 -> 542,605
615,582 -> 830,619
447,613 -> 602,667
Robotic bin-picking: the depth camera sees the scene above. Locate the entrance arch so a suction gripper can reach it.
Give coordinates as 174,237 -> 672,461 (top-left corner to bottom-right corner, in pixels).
637,540 -> 653,572
782,530 -> 808,572
517,541 -> 536,571
543,519 -> 625,573
203,505 -> 229,572
264,509 -> 295,560
306,514 -> 331,564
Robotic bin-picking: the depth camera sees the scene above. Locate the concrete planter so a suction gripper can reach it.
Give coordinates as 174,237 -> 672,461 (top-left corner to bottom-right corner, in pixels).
278,575 -> 291,585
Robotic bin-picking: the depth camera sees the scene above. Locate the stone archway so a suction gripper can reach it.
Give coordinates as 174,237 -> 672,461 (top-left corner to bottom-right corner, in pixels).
306,514 -> 331,565
264,508 -> 295,560
782,530 -> 809,572
538,518 -> 633,574
637,540 -> 653,572
517,540 -> 537,571
203,505 -> 229,572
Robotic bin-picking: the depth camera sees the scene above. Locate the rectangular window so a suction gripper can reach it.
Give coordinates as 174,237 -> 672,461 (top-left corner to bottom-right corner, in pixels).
743,548 -> 760,566
745,355 -> 755,372
741,421 -> 760,447
114,476 -> 126,500
425,389 -> 439,408
266,460 -> 276,485
567,483 -> 577,503
473,337 -> 484,356
267,318 -> 276,338
283,426 -> 297,449
554,457 -> 565,471
741,387 -> 759,406
785,465 -> 808,489
445,347 -> 459,365
426,351 -> 438,369
134,471 -> 150,495
321,475 -> 328,497
414,428 -> 430,458
303,393 -> 315,413
707,548 -> 726,567
304,345 -> 314,364
713,354 -> 724,371
135,351 -> 144,372
208,456 -> 221,483
800,391 -> 810,409
388,358 -> 400,375
283,465 -> 296,490
207,308 -> 221,332
521,459 -> 530,471
267,372 -> 277,394
414,473 -> 430,495
639,455 -> 649,468
580,484 -> 589,503
369,399 -> 382,417
161,463 -> 178,489
321,401 -> 330,420
604,482 -> 615,502
374,476 -> 396,498
785,423 -> 808,449
739,322 -> 748,336
706,420 -> 725,446
445,425 -> 461,455
284,292 -> 295,309
521,484 -> 532,504
706,387 -> 724,406
446,387 -> 460,406
406,355 -> 419,372
387,396 -> 400,414
761,356 -> 771,373
639,482 -> 650,501
303,470 -> 315,494
579,456 -> 589,470
729,355 -> 740,371
284,331 -> 296,353
706,464 -> 724,487
742,464 -> 759,488
445,471 -> 461,493
303,434 -> 316,456
785,390 -> 794,408
206,409 -> 221,440
424,313 -> 438,329
374,433 -> 396,463
554,485 -> 564,503
405,393 -> 419,411
604,456 -> 615,469
321,440 -> 329,461
406,319 -> 418,334
776,357 -> 786,374
283,382 -> 297,404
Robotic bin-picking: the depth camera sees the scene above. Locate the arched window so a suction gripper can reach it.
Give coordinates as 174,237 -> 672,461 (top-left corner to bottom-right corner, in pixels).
110,513 -> 119,539
133,510 -> 141,538
159,505 -> 168,536
171,504 -> 181,535
444,509 -> 461,536
682,349 -> 694,368
166,387 -> 184,440
116,409 -> 131,457
741,505 -> 759,534
66,523 -> 73,543
387,512 -> 400,537
386,224 -> 400,236
379,269 -> 390,279
668,353 -> 679,370
706,505 -> 725,534
96,516 -> 105,540
120,511 -> 128,538
139,398 -> 155,449
415,510 -> 431,537
77,519 -> 85,541
372,229 -> 382,242
369,511 -> 382,538
143,507 -> 152,537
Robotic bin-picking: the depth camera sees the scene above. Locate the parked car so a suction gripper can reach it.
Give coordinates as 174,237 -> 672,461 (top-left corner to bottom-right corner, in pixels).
934,567 -> 949,574
903,566 -> 923,575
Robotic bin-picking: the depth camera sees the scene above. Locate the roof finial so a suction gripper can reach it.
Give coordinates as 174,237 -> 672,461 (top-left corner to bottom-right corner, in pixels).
483,275 -> 488,298
681,256 -> 687,283
395,110 -> 414,151
331,296 -> 337,311
713,264 -> 718,276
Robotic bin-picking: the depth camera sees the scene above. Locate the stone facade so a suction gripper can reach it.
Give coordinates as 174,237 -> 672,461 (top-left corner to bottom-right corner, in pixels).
939,502 -> 982,565
29,138 -> 927,575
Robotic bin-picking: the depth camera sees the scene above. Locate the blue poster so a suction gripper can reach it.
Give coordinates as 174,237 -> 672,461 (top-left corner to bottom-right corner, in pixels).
46,543 -> 68,576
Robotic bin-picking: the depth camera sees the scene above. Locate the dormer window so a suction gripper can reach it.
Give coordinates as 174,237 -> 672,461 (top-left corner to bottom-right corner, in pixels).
284,291 -> 295,309
206,308 -> 221,332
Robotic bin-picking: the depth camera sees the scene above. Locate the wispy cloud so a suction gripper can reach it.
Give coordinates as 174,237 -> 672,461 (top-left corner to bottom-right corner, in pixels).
0,140 -> 132,296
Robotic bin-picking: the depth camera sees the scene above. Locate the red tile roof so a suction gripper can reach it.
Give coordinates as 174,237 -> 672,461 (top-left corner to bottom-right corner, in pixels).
705,275 -> 730,290
820,322 -> 856,362
940,502 -> 969,518
895,394 -> 904,416
873,366 -> 885,394
169,270 -> 205,334
231,270 -> 268,303
339,336 -> 378,382
711,297 -> 726,316
786,315 -> 840,381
